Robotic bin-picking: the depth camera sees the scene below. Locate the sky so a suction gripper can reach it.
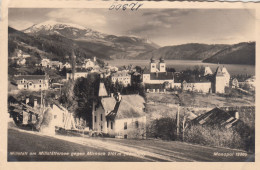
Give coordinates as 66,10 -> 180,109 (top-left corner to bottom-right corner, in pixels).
8,8 -> 255,46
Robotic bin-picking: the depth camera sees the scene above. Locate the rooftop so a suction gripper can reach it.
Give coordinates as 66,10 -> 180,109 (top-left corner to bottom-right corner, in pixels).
15,75 -> 47,80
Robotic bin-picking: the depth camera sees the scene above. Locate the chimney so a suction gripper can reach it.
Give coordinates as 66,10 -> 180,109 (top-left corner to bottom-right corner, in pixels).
34,99 -> 38,108
234,112 -> 239,119
25,97 -> 29,104
111,93 -> 114,97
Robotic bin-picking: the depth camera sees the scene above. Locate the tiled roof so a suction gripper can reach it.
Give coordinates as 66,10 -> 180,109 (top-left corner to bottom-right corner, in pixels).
15,75 -> 47,80
106,95 -> 145,120
145,84 -> 164,89
191,107 -> 239,128
111,71 -> 130,77
101,97 -> 117,112
150,72 -> 174,80
183,75 -> 210,83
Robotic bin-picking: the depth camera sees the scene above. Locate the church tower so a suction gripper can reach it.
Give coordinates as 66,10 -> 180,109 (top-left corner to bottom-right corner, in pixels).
150,58 -> 157,73
159,57 -> 166,72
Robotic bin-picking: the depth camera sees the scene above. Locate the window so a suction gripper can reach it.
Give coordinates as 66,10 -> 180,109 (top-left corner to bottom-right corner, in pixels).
24,85 -> 26,88
111,122 -> 113,129
124,122 -> 127,130
135,121 -> 139,128
95,116 -> 96,122
101,125 -> 103,131
20,81 -> 23,83
101,114 -> 103,121
107,120 -> 109,128
39,85 -> 41,88
124,135 -> 127,139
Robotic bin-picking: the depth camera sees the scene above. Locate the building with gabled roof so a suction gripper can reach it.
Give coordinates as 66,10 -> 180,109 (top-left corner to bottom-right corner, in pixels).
111,70 -> 131,87
191,107 -> 239,128
92,83 -> 146,139
15,75 -> 49,91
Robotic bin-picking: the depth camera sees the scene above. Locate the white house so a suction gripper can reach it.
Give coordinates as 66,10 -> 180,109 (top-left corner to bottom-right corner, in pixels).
17,58 -> 26,65
204,66 -> 213,76
182,80 -> 212,93
66,68 -> 89,80
111,70 -> 131,87
63,62 -> 72,69
15,75 -> 49,91
92,83 -> 146,139
41,58 -> 50,67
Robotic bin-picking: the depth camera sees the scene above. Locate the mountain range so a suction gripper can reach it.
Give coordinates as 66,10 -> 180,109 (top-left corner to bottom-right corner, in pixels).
8,21 -> 255,65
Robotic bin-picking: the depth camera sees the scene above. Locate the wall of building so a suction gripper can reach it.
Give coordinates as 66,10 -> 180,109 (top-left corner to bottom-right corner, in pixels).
66,72 -> 88,80
17,80 -> 49,91
111,76 -> 131,86
183,82 -> 211,93
114,116 -> 146,139
215,76 -> 226,93
92,106 -> 107,133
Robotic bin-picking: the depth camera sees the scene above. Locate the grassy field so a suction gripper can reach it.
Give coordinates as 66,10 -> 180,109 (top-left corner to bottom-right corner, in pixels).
145,91 -> 255,123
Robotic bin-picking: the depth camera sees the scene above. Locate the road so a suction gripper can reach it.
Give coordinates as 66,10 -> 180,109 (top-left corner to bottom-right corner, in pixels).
8,128 -> 254,162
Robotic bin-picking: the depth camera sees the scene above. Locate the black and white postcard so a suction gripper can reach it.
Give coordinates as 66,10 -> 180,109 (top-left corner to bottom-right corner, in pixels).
0,0 -> 259,169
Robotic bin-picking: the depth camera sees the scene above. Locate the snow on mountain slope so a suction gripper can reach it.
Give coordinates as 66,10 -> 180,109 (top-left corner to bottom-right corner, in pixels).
23,20 -> 106,39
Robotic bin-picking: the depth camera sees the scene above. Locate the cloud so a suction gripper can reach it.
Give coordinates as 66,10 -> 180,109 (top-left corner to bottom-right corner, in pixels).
8,20 -> 35,30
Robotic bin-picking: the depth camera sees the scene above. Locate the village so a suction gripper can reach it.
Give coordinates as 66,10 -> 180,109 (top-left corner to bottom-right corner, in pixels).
7,48 -> 256,162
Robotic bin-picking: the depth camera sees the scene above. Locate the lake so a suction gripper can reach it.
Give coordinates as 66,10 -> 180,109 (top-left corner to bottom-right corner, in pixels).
105,60 -> 255,76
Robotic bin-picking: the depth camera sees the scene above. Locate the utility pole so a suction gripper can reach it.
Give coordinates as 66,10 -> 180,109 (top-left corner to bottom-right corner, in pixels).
176,103 -> 180,140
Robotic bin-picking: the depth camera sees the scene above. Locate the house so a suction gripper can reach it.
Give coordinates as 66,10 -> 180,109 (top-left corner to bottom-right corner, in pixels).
245,76 -> 255,88
182,76 -> 212,93
145,84 -> 166,93
66,68 -> 89,80
15,75 -> 49,91
191,107 -> 239,128
204,66 -> 213,76
214,66 -> 230,93
50,61 -> 63,69
63,62 -> 72,69
17,58 -> 26,65
41,59 -> 63,69
41,58 -> 50,67
231,78 -> 239,88
50,102 -> 76,129
83,57 -> 97,69
111,70 -> 131,87
92,83 -> 146,139
142,58 -> 174,88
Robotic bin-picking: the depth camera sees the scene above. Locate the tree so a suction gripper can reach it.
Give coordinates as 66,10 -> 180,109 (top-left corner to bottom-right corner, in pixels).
73,73 -> 100,127
60,66 -> 67,77
59,80 -> 77,112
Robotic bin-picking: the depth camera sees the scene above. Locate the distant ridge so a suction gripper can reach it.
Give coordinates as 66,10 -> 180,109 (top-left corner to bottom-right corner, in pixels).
202,42 -> 255,65
136,42 -> 255,65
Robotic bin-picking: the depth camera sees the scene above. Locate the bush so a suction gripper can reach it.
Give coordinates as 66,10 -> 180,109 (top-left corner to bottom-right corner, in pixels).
184,125 -> 245,150
148,117 -> 177,140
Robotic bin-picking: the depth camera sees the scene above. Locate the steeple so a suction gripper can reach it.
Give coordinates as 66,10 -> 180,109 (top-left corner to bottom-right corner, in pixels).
159,57 -> 166,72
150,57 -> 157,73
98,82 -> 108,97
